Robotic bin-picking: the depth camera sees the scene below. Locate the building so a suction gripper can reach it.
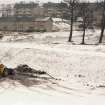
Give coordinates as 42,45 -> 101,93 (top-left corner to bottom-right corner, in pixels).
0,17 -> 53,32
0,2 -> 54,32
14,3 -> 47,17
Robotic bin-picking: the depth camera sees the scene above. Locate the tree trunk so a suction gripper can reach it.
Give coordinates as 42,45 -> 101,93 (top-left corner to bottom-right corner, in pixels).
81,18 -> 86,44
81,28 -> 86,44
99,25 -> 105,43
99,4 -> 105,43
99,16 -> 105,43
68,6 -> 73,42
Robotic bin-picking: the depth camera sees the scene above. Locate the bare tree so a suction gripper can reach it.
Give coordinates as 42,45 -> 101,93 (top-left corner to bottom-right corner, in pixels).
79,2 -> 93,44
58,2 -> 68,22
6,4 -> 12,17
64,0 -> 78,42
99,0 -> 105,43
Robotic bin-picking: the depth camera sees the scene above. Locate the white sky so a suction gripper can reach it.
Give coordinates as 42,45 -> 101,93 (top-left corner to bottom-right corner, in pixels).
0,0 -> 61,4
0,0 -> 97,4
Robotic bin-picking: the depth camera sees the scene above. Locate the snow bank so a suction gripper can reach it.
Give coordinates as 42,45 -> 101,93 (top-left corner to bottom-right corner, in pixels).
52,18 -> 70,31
53,22 -> 70,31
0,29 -> 102,45
52,18 -> 68,23
0,42 -> 105,105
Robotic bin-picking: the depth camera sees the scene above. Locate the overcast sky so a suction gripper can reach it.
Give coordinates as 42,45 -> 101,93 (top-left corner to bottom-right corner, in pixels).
0,0 -> 97,4
0,0 -> 61,4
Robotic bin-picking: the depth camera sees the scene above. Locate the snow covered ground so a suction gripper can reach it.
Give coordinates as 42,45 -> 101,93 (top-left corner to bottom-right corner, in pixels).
0,29 -> 102,44
1,79 -> 105,105
0,41 -> 105,105
0,20 -> 105,105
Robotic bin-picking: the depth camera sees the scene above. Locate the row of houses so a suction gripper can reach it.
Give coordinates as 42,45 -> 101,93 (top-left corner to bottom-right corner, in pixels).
0,2 -> 64,18
0,2 -> 102,32
0,2 -> 69,32
0,17 -> 53,32
14,4 -> 48,17
0,2 -> 54,32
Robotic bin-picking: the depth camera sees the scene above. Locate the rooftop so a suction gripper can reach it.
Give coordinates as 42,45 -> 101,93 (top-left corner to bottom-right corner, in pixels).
0,16 -> 52,22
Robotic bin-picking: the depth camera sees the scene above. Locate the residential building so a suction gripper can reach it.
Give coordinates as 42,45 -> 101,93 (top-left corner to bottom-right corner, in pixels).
0,17 -> 53,32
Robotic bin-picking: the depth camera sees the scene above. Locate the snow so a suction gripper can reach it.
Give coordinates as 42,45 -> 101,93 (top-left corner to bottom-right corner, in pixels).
76,17 -> 83,22
0,78 -> 105,105
53,22 -> 70,31
0,19 -> 105,105
52,18 -> 70,31
52,18 -> 68,22
0,79 -> 105,105
0,42 -> 105,87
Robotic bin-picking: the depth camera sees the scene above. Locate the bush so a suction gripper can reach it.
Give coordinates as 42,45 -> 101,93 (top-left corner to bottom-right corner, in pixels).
34,29 -> 41,32
0,35 -> 3,39
26,29 -> 47,33
26,29 -> 35,32
35,29 -> 47,32
40,29 -> 46,32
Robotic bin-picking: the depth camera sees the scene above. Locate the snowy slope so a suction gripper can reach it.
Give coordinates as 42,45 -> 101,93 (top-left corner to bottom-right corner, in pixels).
0,42 -> 105,105
0,80 -> 105,105
0,21 -> 105,105
52,18 -> 70,31
0,29 -> 102,45
0,42 -> 105,87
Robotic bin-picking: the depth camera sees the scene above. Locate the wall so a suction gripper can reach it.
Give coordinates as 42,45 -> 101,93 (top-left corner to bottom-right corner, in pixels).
0,18 -> 53,32
0,21 -> 15,31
